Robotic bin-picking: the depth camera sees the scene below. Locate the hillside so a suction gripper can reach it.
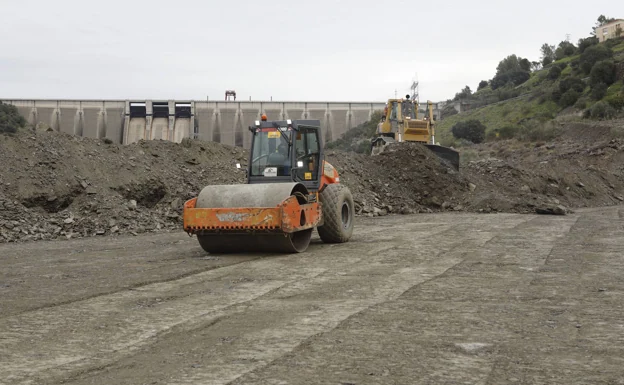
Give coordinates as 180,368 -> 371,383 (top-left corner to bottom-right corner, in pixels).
325,27 -> 624,151
437,36 -> 624,146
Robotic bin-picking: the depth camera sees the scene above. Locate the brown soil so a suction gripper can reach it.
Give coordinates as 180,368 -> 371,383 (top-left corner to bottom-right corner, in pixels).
2,119 -> 624,243
0,132 -> 246,242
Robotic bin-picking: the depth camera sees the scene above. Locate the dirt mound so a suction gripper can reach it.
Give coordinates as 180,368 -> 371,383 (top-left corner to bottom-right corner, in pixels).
326,142 -> 471,215
461,129 -> 624,213
328,119 -> 624,216
0,131 -> 246,242
3,119 -> 624,243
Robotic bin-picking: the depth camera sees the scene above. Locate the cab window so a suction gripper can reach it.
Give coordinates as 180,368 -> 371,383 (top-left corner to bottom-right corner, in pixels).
389,102 -> 398,120
294,128 -> 320,182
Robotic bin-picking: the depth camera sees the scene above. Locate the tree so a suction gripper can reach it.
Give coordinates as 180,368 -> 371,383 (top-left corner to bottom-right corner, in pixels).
491,71 -> 530,90
590,60 -> 617,86
491,54 -> 531,90
559,77 -> 585,94
451,120 -> 486,144
0,102 -> 26,134
616,26 -> 623,38
578,36 -> 599,54
591,82 -> 608,100
540,43 -> 556,65
555,41 -> 576,60
548,66 -> 562,80
496,55 -> 522,75
559,89 -> 580,108
531,61 -> 542,71
596,15 -> 615,27
589,101 -> 616,119
592,15 -> 617,36
478,80 -> 489,91
453,85 -> 472,101
580,44 -> 613,74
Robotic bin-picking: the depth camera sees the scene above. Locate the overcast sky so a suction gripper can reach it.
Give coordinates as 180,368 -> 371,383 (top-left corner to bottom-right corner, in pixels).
0,1 -> 620,102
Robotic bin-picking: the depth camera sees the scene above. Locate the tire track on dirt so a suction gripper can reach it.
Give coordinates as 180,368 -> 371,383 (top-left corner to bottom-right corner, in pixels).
0,230 -> 409,385
0,253 -> 263,319
219,213 -> 581,385
41,215 -> 530,385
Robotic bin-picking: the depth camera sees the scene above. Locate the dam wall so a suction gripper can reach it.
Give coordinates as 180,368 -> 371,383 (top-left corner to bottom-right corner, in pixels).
2,99 -> 387,148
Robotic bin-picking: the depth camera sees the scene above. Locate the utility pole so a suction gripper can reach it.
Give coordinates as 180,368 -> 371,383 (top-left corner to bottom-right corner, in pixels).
410,73 -> 420,104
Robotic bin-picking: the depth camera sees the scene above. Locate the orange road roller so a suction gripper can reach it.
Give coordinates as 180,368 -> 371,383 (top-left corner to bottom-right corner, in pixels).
183,117 -> 354,253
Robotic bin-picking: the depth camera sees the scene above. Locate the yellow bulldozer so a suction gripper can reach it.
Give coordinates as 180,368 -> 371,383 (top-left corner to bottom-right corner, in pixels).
370,95 -> 459,170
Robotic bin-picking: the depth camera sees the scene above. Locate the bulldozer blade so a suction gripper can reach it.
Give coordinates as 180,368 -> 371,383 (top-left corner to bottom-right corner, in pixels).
424,144 -> 460,171
370,136 -> 395,156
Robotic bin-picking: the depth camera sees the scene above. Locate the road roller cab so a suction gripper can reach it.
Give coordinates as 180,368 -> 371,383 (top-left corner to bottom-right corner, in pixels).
182,118 -> 355,254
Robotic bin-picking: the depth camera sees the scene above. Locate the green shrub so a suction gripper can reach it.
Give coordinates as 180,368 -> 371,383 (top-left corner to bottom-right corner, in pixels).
580,44 -> 613,74
496,88 -> 521,101
548,66 -> 561,80
590,60 -> 617,86
605,38 -> 622,49
559,89 -> 581,108
556,41 -> 577,59
551,89 -> 562,102
498,125 -> 520,139
478,80 -> 488,90
574,97 -> 589,109
521,104 -> 532,115
0,102 -> 26,134
325,111 -> 383,151
604,94 -> 624,110
534,111 -> 555,121
559,76 -> 585,93
451,120 -> 487,144
517,120 -> 562,142
589,101 -> 617,119
591,82 -> 608,100
491,71 -> 530,90
578,36 -> 599,54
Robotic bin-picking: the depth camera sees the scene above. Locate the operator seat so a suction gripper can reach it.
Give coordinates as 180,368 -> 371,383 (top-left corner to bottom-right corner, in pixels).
267,146 -> 290,176
267,151 -> 286,165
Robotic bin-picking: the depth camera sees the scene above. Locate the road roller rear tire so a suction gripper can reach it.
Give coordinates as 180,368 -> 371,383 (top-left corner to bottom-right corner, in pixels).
317,184 -> 354,243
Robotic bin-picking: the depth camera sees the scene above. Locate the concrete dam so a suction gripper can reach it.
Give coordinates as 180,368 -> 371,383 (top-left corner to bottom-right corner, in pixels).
2,99 -> 387,148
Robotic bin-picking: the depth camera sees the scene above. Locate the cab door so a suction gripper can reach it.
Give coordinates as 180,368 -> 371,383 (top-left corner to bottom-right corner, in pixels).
293,127 -> 322,190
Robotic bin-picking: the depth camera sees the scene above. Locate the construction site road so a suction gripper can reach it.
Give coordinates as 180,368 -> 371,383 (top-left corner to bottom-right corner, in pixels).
1,208 -> 623,385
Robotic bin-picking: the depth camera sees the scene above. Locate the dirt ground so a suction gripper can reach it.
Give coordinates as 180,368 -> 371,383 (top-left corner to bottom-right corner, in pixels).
2,208 -> 624,384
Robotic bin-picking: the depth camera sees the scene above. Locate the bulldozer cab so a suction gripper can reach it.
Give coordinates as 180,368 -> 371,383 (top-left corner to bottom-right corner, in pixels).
247,119 -> 324,192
